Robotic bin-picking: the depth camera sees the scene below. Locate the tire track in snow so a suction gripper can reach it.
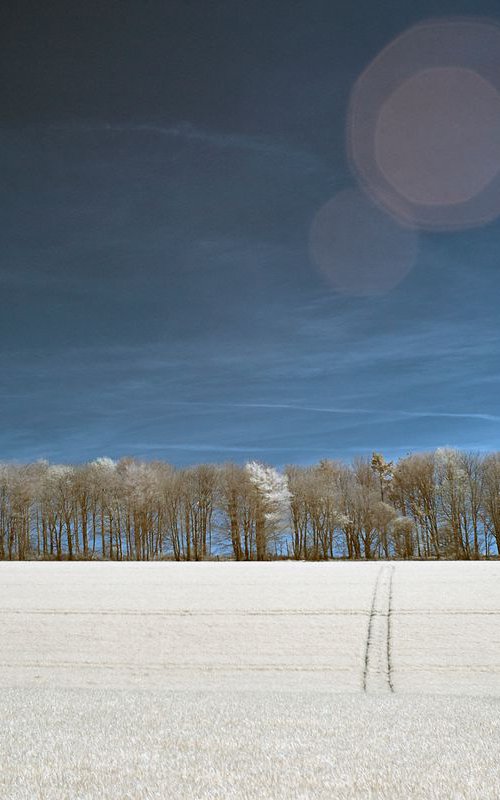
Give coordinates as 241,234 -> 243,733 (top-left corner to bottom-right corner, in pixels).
0,608 -> 370,617
3,608 -> 499,616
363,564 -> 395,693
0,661 -> 354,672
387,565 -> 394,693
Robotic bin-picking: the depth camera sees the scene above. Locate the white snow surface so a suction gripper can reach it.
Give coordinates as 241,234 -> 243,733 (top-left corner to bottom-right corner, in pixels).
1,561 -> 500,798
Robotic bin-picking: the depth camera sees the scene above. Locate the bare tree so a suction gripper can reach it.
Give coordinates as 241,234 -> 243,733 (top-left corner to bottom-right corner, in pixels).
0,450 -> 498,562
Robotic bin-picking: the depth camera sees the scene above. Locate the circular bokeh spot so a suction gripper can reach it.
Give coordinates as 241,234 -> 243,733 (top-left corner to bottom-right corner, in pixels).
348,18 -> 500,230
375,67 -> 500,207
309,189 -> 418,296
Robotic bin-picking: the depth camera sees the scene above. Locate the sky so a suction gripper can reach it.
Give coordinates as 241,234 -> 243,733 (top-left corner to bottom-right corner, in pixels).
1,0 -> 500,465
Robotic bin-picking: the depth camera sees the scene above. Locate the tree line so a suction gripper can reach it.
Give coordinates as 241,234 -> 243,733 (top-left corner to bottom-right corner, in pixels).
1,449 -> 499,561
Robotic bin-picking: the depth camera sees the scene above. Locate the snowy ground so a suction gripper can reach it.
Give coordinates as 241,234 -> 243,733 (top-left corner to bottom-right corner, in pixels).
1,562 -> 499,798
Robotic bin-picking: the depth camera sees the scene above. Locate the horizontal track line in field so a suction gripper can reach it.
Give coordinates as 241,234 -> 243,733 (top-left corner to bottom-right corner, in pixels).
1,608 -> 498,616
0,608 -> 369,616
0,661 -> 355,672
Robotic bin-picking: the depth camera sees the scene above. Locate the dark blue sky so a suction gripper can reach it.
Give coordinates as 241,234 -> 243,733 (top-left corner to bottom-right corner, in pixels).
1,0 -> 499,465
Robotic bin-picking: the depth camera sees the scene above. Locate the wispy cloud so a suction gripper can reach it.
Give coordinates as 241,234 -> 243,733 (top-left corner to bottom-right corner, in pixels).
45,120 -> 322,172
130,443 -> 331,453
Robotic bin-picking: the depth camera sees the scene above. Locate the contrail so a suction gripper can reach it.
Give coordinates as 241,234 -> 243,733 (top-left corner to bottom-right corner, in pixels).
160,400 -> 500,423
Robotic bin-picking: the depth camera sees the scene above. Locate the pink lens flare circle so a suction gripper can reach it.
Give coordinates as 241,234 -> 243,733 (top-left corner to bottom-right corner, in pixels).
309,189 -> 418,296
348,18 -> 500,230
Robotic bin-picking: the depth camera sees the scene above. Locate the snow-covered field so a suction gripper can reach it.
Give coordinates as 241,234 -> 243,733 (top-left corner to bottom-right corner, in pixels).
1,562 -> 499,798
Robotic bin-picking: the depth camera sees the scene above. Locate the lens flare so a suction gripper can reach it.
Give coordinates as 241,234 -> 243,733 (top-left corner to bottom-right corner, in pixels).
309,188 -> 418,296
348,18 -> 500,230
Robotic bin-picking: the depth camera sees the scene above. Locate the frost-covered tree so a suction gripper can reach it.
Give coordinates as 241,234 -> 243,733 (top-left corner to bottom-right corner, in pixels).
245,462 -> 291,560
